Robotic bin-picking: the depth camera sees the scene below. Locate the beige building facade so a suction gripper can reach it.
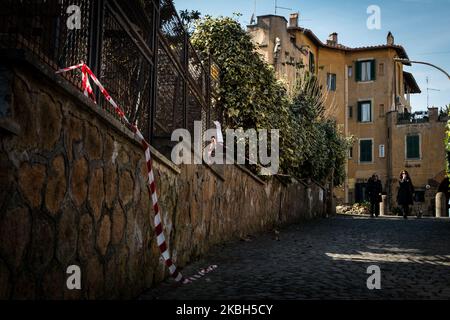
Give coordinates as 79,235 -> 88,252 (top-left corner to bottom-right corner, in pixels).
248,14 -> 447,215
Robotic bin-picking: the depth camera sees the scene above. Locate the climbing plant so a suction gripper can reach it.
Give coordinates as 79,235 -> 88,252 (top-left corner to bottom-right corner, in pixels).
191,15 -> 350,185
444,105 -> 450,178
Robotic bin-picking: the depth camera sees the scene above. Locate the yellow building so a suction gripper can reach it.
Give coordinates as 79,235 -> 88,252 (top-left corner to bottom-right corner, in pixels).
248,14 -> 447,215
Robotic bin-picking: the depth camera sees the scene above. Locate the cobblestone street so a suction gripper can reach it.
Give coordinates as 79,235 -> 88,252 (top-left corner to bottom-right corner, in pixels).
141,214 -> 450,300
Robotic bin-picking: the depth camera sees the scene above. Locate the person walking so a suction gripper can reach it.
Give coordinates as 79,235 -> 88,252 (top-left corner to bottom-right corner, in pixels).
367,174 -> 382,217
397,170 -> 415,219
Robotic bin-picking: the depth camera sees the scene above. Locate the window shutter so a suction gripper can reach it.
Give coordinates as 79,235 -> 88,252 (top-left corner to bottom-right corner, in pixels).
360,140 -> 373,162
355,61 -> 361,82
357,102 -> 362,122
407,135 -> 420,159
371,60 -> 376,80
407,136 -> 413,158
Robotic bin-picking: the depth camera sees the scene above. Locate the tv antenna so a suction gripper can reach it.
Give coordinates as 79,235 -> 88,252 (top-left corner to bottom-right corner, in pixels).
426,76 -> 440,108
275,0 -> 292,14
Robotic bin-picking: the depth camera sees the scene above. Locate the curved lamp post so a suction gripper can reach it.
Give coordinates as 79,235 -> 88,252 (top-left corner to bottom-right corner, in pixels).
394,58 -> 450,80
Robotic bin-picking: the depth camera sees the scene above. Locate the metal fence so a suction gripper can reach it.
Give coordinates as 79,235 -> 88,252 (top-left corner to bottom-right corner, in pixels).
0,0 -> 220,157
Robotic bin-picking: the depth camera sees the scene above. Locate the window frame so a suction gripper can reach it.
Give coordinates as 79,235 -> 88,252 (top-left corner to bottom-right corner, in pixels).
379,144 -> 385,158
356,59 -> 376,82
357,100 -> 373,123
327,73 -> 336,91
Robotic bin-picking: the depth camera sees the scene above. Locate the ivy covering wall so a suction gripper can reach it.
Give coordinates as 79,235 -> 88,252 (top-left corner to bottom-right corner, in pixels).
191,15 -> 351,185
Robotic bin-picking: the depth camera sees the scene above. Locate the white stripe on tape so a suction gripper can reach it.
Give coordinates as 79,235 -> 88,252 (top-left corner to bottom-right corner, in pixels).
162,250 -> 170,261
157,233 -> 165,246
154,213 -> 161,226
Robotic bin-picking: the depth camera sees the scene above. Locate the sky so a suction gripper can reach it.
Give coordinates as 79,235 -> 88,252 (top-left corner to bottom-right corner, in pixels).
174,0 -> 450,112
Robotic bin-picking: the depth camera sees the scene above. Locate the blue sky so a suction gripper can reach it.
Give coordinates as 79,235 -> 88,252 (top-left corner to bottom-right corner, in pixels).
174,0 -> 450,111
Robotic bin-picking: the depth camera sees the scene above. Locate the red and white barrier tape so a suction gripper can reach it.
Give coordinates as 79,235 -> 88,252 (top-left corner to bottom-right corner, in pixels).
56,63 -> 217,285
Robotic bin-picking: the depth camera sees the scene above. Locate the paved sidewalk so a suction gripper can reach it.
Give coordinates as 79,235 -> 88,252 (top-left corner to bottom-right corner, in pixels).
140,215 -> 450,300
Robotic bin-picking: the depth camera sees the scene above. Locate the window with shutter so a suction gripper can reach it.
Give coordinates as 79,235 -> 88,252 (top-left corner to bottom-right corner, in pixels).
371,60 -> 376,80
309,52 -> 315,73
356,60 -> 376,82
355,61 -> 361,82
359,139 -> 373,163
357,101 -> 372,122
327,73 -> 336,91
406,135 -> 420,159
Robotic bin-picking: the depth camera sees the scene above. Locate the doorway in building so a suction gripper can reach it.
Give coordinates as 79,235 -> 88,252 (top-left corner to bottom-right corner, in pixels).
355,183 -> 368,203
438,177 -> 450,216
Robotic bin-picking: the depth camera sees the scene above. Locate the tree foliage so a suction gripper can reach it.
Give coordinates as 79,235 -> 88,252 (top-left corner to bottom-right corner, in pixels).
444,105 -> 450,178
191,15 -> 350,185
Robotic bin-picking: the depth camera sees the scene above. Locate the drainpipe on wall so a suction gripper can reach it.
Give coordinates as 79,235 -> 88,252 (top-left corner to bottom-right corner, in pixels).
344,64 -> 349,203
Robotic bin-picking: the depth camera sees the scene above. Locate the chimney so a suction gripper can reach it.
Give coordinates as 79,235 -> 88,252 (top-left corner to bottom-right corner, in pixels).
327,32 -> 338,46
428,107 -> 438,121
289,13 -> 299,28
387,31 -> 395,45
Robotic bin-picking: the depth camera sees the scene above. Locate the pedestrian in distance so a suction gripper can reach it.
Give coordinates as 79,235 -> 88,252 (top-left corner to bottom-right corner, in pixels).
397,170 -> 415,219
367,173 -> 382,218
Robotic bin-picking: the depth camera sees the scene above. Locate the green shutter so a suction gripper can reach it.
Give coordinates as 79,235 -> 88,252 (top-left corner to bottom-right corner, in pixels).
357,102 -> 362,122
355,61 -> 361,82
371,60 -> 376,80
360,140 -> 372,162
407,135 -> 420,159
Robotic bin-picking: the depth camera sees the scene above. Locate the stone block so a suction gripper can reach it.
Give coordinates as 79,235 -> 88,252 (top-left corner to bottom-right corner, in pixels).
38,92 -> 62,151
12,76 -> 37,148
56,202 -> 78,266
0,206 -> 31,269
97,215 -> 111,256
111,203 -> 126,245
18,162 -> 46,208
119,170 -> 134,206
45,155 -> 67,215
85,257 -> 104,299
78,214 -> 95,262
71,157 -> 88,206
104,164 -> 118,209
27,215 -> 55,274
85,123 -> 103,160
88,167 -> 104,222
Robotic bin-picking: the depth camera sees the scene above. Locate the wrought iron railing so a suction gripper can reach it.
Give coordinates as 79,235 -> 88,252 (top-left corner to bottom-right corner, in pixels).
397,112 -> 429,124
0,0 -> 220,157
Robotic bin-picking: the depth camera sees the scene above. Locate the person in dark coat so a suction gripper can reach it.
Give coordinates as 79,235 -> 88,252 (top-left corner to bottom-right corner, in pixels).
367,174 -> 382,217
397,170 -> 414,219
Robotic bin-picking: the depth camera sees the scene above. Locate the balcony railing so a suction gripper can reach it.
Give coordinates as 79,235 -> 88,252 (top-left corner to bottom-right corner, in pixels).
397,112 -> 430,124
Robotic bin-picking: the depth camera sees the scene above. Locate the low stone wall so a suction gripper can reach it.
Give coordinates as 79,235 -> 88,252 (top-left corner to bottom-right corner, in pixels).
0,53 -> 327,299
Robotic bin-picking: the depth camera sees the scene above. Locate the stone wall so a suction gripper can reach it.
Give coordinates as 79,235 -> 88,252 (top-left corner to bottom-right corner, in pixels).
0,53 -> 327,300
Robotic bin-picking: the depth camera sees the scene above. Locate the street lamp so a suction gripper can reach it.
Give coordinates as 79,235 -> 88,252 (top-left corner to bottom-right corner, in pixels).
394,58 -> 450,80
